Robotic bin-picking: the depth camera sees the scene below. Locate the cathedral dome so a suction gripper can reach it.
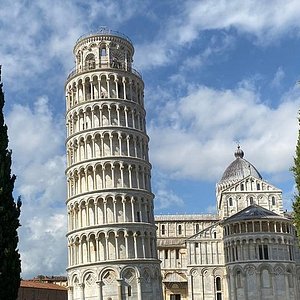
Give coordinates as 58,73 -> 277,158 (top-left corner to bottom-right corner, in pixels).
219,146 -> 262,184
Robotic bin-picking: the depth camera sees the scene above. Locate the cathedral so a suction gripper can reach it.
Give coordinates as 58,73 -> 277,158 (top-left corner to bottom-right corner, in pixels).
156,146 -> 300,300
64,28 -> 300,300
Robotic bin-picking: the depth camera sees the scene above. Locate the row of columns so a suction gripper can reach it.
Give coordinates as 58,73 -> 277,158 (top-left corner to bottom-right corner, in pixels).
67,163 -> 151,197
188,272 -> 224,300
68,230 -> 157,266
68,196 -> 154,230
66,75 -> 143,110
66,104 -> 145,136
67,133 -> 148,166
224,239 -> 294,262
228,265 -> 298,300
69,279 -> 134,300
188,241 -> 222,265
224,220 -> 293,235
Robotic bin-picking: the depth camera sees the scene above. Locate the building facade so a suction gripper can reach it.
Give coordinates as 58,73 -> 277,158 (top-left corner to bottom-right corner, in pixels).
65,28 -> 163,300
18,281 -> 67,300
156,147 -> 300,300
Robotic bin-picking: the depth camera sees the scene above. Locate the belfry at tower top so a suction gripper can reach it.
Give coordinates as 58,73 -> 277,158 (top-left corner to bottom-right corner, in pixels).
76,26 -> 133,45
66,27 -> 141,83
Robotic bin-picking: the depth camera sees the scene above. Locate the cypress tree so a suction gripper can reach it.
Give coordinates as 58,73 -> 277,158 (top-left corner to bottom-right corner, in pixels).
292,112 -> 300,237
0,66 -> 22,300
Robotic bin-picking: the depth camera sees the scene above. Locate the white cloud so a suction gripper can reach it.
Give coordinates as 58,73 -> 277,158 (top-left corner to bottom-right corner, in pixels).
152,172 -> 185,211
0,0 -> 299,278
149,84 -> 300,181
173,0 -> 300,44
155,189 -> 185,211
136,0 -> 300,69
0,0 -> 149,91
6,97 -> 67,278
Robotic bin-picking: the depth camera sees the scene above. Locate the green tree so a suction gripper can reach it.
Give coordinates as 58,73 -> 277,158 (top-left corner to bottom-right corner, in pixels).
293,112 -> 300,237
0,66 -> 22,300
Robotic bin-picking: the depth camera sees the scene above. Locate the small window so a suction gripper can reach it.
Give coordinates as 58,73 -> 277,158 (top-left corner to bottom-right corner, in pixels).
216,277 -> 222,291
289,245 -> 293,261
136,211 -> 141,222
170,295 -> 181,300
236,271 -> 242,288
271,196 -> 276,206
258,245 -> 263,259
229,197 -> 233,206
101,47 -> 106,56
165,249 -> 168,259
263,245 -> 269,260
161,224 -> 165,235
195,243 -> 199,248
195,224 -> 199,233
128,286 -> 132,296
240,183 -> 244,191
216,276 -> 222,299
257,183 -> 260,190
213,232 -> 217,239
176,249 -> 180,259
178,225 -> 182,235
249,197 -> 254,205
258,245 -> 269,260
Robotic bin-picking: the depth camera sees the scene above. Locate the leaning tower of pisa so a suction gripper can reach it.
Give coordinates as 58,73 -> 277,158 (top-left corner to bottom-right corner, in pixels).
65,28 -> 163,300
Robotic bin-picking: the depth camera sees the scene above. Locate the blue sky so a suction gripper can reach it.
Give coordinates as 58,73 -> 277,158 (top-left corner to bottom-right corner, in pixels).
1,0 -> 300,278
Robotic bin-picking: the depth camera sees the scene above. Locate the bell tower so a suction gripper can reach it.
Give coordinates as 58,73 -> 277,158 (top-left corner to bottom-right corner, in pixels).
65,27 -> 163,300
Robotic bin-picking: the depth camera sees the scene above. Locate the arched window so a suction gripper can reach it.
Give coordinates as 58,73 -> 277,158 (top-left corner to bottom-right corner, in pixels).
229,197 -> 233,206
257,183 -> 260,190
240,183 -> 244,191
195,224 -> 199,233
213,232 -> 217,239
85,53 -> 95,70
215,277 -> 222,300
161,224 -> 165,235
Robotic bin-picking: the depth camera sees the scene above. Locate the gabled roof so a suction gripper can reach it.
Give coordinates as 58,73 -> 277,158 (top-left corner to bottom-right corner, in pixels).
222,204 -> 286,224
20,280 -> 67,291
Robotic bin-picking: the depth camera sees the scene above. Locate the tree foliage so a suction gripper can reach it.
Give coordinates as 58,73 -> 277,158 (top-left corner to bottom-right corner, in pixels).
292,112 -> 300,237
0,66 -> 22,300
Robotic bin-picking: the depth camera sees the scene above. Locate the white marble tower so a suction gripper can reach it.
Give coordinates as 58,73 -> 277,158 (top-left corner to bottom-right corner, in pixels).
65,28 -> 163,300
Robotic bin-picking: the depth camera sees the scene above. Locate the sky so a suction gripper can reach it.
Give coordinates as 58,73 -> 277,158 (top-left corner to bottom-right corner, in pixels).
1,0 -> 300,279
